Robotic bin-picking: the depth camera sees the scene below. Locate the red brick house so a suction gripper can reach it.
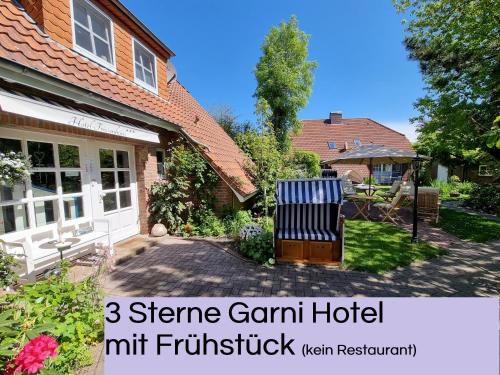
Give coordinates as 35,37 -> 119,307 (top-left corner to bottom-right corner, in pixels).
292,112 -> 414,183
0,0 -> 256,246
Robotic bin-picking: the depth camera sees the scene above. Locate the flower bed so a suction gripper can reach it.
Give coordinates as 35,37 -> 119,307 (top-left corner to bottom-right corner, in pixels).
0,266 -> 104,374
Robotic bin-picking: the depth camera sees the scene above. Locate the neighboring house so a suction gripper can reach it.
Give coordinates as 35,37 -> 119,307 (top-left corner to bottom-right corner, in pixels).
292,111 -> 413,183
0,0 -> 256,243
430,162 -> 500,184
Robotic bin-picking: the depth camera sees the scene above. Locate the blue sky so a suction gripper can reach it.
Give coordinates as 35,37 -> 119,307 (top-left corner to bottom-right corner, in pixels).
122,0 -> 424,141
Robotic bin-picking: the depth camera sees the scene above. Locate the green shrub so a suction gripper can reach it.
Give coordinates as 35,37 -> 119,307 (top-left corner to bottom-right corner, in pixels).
190,207 -> 225,237
223,209 -> 253,238
0,252 -> 18,288
464,184 -> 500,215
148,179 -> 189,234
239,232 -> 274,264
0,271 -> 103,374
148,143 -> 220,234
431,179 -> 477,199
256,216 -> 274,233
293,150 -> 321,178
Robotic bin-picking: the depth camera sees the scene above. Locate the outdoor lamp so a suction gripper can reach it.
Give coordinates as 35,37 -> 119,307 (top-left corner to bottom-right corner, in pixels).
411,154 -> 424,243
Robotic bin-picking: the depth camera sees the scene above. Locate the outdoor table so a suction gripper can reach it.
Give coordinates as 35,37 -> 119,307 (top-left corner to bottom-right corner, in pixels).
354,184 -> 378,196
39,237 -> 80,261
347,195 -> 376,220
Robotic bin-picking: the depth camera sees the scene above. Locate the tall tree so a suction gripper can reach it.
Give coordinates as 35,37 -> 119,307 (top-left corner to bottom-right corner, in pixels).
210,105 -> 251,140
394,0 -> 500,164
254,16 -> 317,152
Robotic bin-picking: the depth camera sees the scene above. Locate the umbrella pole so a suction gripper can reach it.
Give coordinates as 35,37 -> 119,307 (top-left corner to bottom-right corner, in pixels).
368,158 -> 373,195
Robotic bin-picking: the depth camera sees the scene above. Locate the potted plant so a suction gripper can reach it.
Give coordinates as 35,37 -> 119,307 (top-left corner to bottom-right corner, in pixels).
0,151 -> 31,186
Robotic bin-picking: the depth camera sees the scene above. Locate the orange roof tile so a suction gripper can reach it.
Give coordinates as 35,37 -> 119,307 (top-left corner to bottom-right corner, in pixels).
0,0 -> 256,197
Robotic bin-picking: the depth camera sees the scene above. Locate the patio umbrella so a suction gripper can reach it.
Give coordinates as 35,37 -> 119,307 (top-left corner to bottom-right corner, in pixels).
323,144 -> 430,195
324,145 -> 431,242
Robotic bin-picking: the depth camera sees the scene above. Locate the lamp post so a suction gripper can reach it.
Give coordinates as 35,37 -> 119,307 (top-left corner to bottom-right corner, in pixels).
411,155 -> 423,243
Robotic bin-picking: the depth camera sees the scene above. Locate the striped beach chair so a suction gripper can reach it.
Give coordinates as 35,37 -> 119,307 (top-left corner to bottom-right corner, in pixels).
274,179 -> 345,264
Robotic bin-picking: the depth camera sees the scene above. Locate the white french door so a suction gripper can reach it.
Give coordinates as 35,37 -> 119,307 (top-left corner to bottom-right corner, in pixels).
89,142 -> 139,243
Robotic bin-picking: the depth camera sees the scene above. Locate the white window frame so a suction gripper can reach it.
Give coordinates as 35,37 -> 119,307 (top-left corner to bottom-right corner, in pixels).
0,133 -> 89,237
132,38 -> 159,94
98,148 -> 134,215
478,165 -> 493,177
327,141 -> 336,150
70,0 -> 116,71
353,139 -> 362,147
156,149 -> 166,179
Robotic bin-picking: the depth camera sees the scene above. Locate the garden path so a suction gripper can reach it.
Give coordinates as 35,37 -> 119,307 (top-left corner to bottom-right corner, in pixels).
102,229 -> 499,298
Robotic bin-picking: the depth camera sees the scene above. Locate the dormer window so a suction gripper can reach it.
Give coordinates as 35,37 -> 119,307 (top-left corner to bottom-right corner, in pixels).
353,139 -> 362,147
133,39 -> 158,93
72,0 -> 115,70
327,141 -> 336,149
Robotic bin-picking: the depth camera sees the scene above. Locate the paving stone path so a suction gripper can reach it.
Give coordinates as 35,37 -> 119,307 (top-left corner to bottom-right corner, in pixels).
103,222 -> 499,297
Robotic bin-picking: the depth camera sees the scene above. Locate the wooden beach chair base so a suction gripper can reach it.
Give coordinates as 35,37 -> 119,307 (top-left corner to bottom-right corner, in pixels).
276,239 -> 342,264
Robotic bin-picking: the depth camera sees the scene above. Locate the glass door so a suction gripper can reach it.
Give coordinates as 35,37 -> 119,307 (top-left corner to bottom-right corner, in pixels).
90,143 -> 139,243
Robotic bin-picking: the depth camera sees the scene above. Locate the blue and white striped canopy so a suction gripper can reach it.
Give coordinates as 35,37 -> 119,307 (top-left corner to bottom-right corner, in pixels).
276,179 -> 343,205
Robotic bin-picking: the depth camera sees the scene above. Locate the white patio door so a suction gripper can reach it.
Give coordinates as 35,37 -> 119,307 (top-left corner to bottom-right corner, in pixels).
89,142 -> 139,243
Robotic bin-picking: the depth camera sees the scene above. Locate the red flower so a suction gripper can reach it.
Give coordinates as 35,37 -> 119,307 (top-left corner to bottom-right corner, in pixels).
1,361 -> 15,375
9,336 -> 58,374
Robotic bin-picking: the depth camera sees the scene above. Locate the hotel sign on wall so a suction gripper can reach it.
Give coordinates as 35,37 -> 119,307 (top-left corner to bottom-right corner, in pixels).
0,89 -> 160,143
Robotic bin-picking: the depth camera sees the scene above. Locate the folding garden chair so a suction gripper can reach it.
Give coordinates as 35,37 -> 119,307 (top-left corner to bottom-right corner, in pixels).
373,190 -> 406,224
380,180 -> 402,201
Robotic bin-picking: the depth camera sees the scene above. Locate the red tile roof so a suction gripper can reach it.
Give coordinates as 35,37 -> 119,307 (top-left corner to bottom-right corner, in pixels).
293,118 -> 413,159
292,118 -> 413,178
0,0 -> 256,197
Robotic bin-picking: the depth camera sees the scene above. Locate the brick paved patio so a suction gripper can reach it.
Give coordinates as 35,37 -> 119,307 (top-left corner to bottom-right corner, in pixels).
103,223 -> 499,297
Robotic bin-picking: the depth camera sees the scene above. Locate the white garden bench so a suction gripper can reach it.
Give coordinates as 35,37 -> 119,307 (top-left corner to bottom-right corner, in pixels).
0,218 -> 110,282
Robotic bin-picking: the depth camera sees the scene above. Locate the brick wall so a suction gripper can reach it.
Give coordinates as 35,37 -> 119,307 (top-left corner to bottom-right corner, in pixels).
212,179 -> 241,214
134,145 -> 158,234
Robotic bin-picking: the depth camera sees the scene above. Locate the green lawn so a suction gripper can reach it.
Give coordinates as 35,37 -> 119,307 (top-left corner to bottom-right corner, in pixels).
343,220 -> 446,274
435,207 -> 500,243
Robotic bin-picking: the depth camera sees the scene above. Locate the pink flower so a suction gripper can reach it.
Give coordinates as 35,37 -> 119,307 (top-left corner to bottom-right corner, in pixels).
10,336 -> 58,374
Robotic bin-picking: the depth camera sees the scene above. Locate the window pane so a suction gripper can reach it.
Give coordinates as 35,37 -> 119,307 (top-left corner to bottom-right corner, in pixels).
134,42 -> 156,87
94,38 -> 112,63
0,138 -> 22,154
34,200 -> 58,227
101,172 -> 115,190
28,141 -> 55,168
144,71 -> 155,87
156,151 -> 164,163
58,144 -> 80,168
75,24 -> 93,52
119,190 -> 132,208
0,204 -> 28,234
103,192 -> 117,212
74,0 -> 89,26
61,172 -> 82,193
91,12 -> 109,39
0,184 -> 26,202
99,149 -> 114,168
31,172 -> 57,197
135,63 -> 144,82
116,151 -> 129,168
64,196 -> 84,220
118,171 -> 130,188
